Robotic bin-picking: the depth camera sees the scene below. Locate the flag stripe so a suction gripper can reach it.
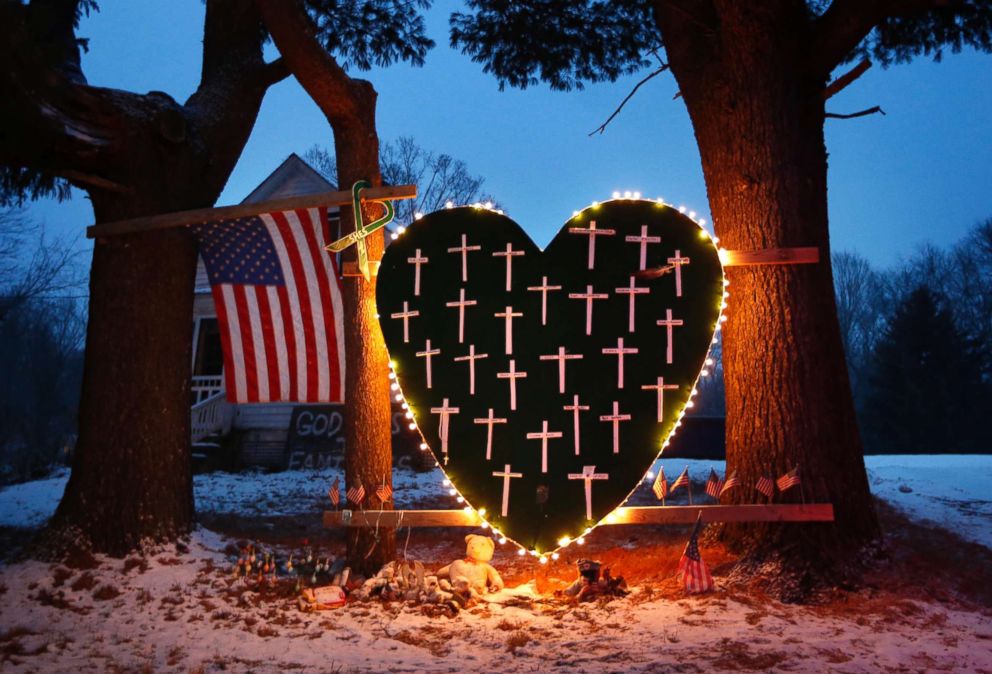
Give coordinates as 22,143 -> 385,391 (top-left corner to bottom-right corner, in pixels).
221,284 -> 249,402
243,287 -> 270,402
292,208 -> 334,401
306,209 -> 345,401
232,286 -> 259,401
266,286 -> 290,400
211,283 -> 239,400
281,210 -> 326,402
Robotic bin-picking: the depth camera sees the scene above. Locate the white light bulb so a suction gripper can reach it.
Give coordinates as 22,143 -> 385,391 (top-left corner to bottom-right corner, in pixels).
517,548 -> 525,556
408,422 -> 416,430
448,488 -> 457,496
538,556 -> 548,564
633,191 -> 641,199
390,232 -> 398,240
445,201 -> 454,209
623,190 -> 632,198
397,226 -> 406,234
612,191 -> 621,199
551,553 -> 560,560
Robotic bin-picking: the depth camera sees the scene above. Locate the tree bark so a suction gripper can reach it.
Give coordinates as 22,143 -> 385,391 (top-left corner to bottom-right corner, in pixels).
1,0 -> 284,555
655,1 -> 879,594
257,0 -> 395,574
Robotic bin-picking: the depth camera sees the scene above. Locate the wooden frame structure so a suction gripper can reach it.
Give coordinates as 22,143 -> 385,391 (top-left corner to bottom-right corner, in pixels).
324,503 -> 834,528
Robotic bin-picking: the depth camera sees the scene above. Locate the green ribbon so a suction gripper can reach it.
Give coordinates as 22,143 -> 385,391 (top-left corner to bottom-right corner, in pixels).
325,180 -> 396,281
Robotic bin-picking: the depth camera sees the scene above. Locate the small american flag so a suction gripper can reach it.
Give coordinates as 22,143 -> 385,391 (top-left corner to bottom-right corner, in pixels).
191,208 -> 345,403
678,513 -> 714,593
346,484 -> 366,506
375,482 -> 393,503
327,477 -> 340,507
755,475 -> 774,498
670,467 -> 690,492
705,469 -> 724,499
652,466 -> 668,500
777,466 -> 801,492
719,471 -> 739,496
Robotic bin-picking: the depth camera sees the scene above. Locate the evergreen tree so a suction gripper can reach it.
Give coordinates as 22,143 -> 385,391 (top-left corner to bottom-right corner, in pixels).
864,285 -> 990,454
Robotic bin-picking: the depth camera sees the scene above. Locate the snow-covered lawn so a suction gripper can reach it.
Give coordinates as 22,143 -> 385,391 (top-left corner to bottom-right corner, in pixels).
1,455 -> 990,673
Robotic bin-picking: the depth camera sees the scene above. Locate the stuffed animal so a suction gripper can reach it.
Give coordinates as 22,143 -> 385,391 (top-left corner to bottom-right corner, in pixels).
436,534 -> 505,598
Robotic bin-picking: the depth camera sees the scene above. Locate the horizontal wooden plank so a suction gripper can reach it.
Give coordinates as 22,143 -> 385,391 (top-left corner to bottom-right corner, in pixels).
86,184 -> 417,239
323,504 -> 833,528
341,260 -> 381,277
721,247 -> 819,267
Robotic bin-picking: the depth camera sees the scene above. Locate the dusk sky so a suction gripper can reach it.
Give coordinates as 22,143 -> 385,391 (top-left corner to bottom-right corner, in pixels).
26,0 -> 992,268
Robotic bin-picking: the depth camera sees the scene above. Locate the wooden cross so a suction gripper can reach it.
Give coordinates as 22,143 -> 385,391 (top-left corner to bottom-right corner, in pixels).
526,275 -> 562,326
568,220 -> 616,270
453,344 -> 488,395
667,249 -> 691,297
563,393 -> 590,455
568,465 -> 609,520
430,397 -> 460,456
615,275 -> 650,333
494,305 -> 523,355
641,376 -> 680,422
656,309 -> 685,364
390,301 -> 419,343
447,233 -> 482,283
496,359 -> 527,411
625,224 -> 661,270
415,339 -> 440,389
526,420 -> 563,473
445,288 -> 477,344
568,284 -> 609,336
599,400 -> 632,454
492,463 -> 523,517
492,242 -> 525,292
473,408 -> 507,460
539,346 -> 584,393
407,248 -> 428,296
601,337 -> 638,388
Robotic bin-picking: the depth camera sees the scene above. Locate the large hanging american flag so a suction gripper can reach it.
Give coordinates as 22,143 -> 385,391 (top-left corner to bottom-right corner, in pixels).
192,208 -> 345,403
678,512 -> 714,593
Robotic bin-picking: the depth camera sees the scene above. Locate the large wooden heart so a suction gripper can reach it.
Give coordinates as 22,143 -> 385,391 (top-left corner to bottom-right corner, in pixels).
376,199 -> 724,554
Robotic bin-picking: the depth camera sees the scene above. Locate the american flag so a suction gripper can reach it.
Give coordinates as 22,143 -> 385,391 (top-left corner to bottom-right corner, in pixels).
652,466 -> 668,500
678,513 -> 714,593
755,475 -> 774,498
327,477 -> 340,507
375,482 -> 393,503
719,471 -> 739,496
191,208 -> 345,403
670,466 -> 690,492
346,484 -> 366,506
776,466 -> 801,492
705,469 -> 724,499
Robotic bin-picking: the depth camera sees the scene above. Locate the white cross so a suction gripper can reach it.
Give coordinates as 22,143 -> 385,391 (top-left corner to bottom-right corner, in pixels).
415,339 -> 440,389
625,224 -> 662,270
453,344 -> 488,395
390,301 -> 419,343
473,408 -> 507,460
641,376 -> 679,422
526,275 -> 562,326
430,398 -> 460,456
496,359 -> 528,411
656,309 -> 685,364
407,248 -> 429,296
493,464 -> 523,517
569,220 -> 616,270
447,233 -> 482,283
539,346 -> 583,393
601,337 -> 639,388
563,394 -> 590,455
445,288 -> 477,343
526,420 -> 563,473
494,305 -> 523,355
599,400 -> 632,454
615,275 -> 650,333
568,465 -> 609,521
568,284 -> 609,336
668,249 -> 691,297
492,242 -> 525,292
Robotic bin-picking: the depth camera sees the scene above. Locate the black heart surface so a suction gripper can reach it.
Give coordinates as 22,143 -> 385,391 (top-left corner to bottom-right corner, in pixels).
376,199 -> 725,554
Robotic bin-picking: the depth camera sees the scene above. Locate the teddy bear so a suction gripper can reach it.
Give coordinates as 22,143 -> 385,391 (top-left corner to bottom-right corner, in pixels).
436,534 -> 504,598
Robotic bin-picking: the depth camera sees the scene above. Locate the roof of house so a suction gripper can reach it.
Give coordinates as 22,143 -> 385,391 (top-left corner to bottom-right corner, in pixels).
240,153 -> 336,205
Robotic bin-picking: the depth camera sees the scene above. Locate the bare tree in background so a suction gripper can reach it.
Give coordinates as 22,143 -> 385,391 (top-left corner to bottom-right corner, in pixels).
832,251 -> 887,409
305,137 -> 496,225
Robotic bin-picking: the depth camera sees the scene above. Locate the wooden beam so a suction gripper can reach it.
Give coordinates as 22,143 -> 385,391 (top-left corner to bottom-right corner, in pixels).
721,247 -> 819,267
342,260 -> 380,277
86,184 -> 417,239
323,504 -> 833,528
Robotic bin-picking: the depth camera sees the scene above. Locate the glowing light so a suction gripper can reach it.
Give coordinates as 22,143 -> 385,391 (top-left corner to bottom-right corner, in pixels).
390,232 -> 398,240
390,383 -> 399,391
689,210 -> 696,219
408,422 -> 416,430
442,479 -> 450,486
448,488 -> 457,496
538,556 -> 548,565
623,190 -> 632,198
705,358 -> 714,366
577,537 -> 585,545
633,191 -> 641,199
572,210 -> 580,217
405,411 -> 413,419
558,536 -> 571,547
445,201 -> 454,209
419,442 -> 428,450
612,191 -> 621,199
605,512 -> 618,524
401,402 -> 409,410
645,471 -> 655,480
517,548 -> 525,556
397,226 -> 407,235
499,537 -> 507,545
678,206 -> 687,213
387,372 -> 396,380
551,552 -> 560,560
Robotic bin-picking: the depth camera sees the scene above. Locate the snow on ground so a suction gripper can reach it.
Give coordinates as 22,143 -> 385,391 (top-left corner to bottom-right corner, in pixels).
1,455 -> 992,673
0,528 -> 989,674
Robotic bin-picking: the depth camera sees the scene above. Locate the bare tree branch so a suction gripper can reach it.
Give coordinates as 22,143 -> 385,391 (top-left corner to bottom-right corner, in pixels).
589,64 -> 670,136
823,58 -> 872,99
825,105 -> 886,119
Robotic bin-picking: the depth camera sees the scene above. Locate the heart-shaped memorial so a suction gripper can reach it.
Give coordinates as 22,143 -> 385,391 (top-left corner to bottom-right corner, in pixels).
376,199 -> 725,554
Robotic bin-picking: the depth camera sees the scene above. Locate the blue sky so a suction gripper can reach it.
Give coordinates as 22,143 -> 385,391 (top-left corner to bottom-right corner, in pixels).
25,1 -> 992,267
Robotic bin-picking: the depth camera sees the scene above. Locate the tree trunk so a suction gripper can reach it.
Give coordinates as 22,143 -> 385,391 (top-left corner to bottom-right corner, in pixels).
657,2 -> 879,594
